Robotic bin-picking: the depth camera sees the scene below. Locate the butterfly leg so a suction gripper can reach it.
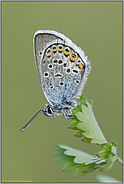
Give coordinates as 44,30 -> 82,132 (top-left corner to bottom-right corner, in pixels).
63,109 -> 75,119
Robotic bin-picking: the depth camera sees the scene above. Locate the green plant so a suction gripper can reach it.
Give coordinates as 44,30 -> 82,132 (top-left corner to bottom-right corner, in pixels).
53,95 -> 122,178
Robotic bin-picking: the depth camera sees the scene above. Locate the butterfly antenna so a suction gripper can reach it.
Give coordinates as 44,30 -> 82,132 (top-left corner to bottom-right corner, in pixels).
20,108 -> 45,131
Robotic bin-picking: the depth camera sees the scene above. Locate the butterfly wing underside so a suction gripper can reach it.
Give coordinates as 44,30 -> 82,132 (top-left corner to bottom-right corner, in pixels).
34,30 -> 91,106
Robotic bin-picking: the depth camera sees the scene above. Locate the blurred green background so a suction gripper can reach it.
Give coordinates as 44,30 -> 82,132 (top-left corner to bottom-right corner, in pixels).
1,1 -> 122,183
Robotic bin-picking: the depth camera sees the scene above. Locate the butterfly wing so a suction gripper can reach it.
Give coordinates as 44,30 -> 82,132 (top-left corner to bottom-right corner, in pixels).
34,30 -> 91,106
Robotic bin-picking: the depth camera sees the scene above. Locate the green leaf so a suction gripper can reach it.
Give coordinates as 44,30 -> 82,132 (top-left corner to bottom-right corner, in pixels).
101,155 -> 116,171
96,142 -> 117,170
54,143 -> 117,178
112,141 -> 117,147
74,130 -> 84,137
74,168 -> 87,178
68,121 -> 80,130
101,143 -> 112,150
78,95 -> 87,103
97,142 -> 117,158
72,104 -> 82,114
59,145 -> 94,164
63,163 -> 78,172
111,146 -> 117,156
55,145 -> 66,152
97,150 -> 109,159
53,94 -> 118,178
89,99 -> 93,106
111,142 -> 117,156
82,163 -> 95,172
54,154 -> 74,164
74,101 -> 107,144
82,137 -> 92,143
70,96 -> 107,144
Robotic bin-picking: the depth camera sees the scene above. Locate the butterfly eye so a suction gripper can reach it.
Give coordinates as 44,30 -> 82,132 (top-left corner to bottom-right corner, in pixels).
48,106 -> 53,115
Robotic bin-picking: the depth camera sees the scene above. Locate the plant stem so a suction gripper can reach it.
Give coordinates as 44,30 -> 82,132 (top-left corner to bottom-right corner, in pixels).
116,155 -> 123,165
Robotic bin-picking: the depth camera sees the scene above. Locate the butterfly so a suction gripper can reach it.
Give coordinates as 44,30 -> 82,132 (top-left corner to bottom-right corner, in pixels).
20,30 -> 91,131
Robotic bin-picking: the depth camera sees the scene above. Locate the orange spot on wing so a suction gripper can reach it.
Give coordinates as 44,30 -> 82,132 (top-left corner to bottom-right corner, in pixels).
64,50 -> 70,56
46,52 -> 51,57
52,48 -> 57,52
58,48 -> 63,52
76,63 -> 83,69
70,54 -> 77,62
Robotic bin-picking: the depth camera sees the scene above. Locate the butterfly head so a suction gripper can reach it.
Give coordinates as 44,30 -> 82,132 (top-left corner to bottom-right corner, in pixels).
42,104 -> 55,117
